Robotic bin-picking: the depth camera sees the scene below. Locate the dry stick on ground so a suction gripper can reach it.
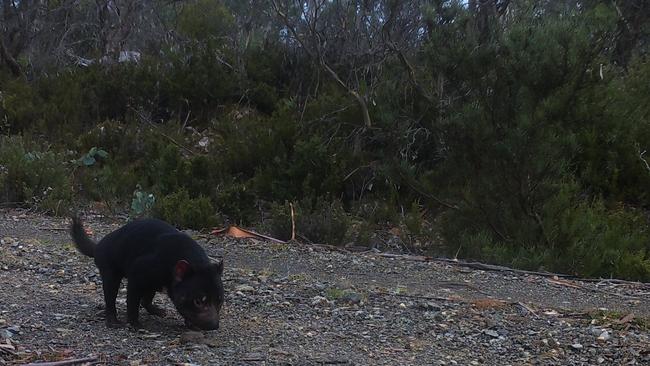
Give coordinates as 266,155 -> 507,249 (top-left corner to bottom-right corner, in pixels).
438,259 -> 648,300
290,203 -> 296,241
436,258 -> 575,278
437,258 -> 650,289
0,345 -> 16,357
367,254 -> 649,296
22,356 -> 98,366
578,285 -> 645,301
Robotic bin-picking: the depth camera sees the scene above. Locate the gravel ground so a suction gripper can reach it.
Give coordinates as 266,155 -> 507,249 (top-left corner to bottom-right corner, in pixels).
0,209 -> 648,365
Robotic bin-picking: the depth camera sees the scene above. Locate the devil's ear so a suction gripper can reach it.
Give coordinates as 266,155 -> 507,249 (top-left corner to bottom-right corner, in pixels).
174,260 -> 191,282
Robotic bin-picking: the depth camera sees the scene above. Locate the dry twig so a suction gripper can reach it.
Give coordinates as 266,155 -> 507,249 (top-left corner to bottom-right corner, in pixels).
22,356 -> 98,366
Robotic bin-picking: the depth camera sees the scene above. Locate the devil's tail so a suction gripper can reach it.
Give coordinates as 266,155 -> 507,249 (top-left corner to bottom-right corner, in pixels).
70,216 -> 95,258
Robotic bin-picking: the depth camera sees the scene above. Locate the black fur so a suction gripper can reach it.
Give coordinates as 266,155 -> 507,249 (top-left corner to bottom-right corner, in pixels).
70,217 -> 224,330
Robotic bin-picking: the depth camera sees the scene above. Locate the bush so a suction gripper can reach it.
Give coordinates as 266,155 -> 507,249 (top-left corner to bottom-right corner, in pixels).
549,194 -> 650,281
154,189 -> 217,229
444,182 -> 650,281
269,199 -> 350,245
0,136 -> 72,214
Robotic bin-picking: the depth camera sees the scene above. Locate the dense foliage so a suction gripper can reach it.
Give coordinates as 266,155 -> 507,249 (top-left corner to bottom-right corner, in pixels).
1,0 -> 649,280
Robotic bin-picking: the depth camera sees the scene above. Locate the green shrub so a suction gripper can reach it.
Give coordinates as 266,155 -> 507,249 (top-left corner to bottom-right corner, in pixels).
445,181 -> 650,281
270,199 -> 350,245
550,196 -> 650,281
213,180 -> 258,224
0,136 -> 72,214
154,189 -> 217,229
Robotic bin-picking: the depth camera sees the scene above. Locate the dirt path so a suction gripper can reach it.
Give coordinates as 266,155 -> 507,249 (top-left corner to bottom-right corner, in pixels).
1,209 -> 648,365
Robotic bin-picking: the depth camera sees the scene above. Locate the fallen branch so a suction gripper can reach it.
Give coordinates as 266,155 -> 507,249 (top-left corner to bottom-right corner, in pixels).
22,356 -> 98,366
290,202 -> 296,241
435,258 -> 575,278
437,259 -> 648,300
547,277 -> 582,289
372,253 -> 433,262
437,258 -> 650,291
581,285 -> 644,301
0,344 -> 16,356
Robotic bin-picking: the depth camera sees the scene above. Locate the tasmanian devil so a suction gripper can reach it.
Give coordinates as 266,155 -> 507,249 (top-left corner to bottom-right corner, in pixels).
70,217 -> 224,330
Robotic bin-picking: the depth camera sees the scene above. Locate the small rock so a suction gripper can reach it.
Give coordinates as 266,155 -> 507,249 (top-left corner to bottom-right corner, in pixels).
235,284 -> 255,292
399,303 -> 407,309
483,329 -> 499,338
570,343 -> 583,350
589,326 -> 602,336
0,329 -> 12,339
420,302 -> 441,311
597,331 -> 610,342
311,296 -> 328,306
340,291 -> 362,305
258,275 -> 268,283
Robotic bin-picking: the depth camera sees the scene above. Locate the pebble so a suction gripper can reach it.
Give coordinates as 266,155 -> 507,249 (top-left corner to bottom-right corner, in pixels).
235,284 -> 255,292
483,329 -> 499,338
311,296 -> 329,306
0,329 -> 13,339
340,291 -> 362,305
597,331 -> 610,342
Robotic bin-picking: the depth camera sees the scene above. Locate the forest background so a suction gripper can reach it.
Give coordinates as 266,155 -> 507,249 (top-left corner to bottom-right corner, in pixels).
1,0 -> 650,281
